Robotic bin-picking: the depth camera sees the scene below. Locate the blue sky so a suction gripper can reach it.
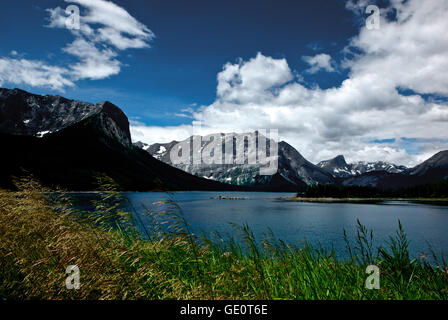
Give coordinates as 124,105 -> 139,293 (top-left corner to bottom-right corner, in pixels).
1,0 -> 447,165
0,0 -> 356,125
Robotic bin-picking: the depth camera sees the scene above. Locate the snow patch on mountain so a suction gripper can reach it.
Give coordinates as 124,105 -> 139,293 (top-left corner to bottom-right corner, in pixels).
317,155 -> 408,178
135,132 -> 335,188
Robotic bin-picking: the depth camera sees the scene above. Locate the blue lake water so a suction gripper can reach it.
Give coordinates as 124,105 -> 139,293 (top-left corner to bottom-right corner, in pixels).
120,191 -> 448,260
70,191 -> 448,260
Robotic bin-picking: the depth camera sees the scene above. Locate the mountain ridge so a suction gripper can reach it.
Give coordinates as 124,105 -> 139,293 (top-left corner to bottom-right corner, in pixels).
141,137 -> 448,190
317,155 -> 408,178
0,88 -> 251,191
137,133 -> 335,189
0,87 -> 132,146
341,151 -> 448,189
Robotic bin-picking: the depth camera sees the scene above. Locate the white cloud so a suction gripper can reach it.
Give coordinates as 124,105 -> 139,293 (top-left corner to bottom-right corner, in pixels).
47,0 -> 154,50
63,38 -> 120,80
0,0 -> 153,90
133,0 -> 448,167
174,113 -> 194,119
302,53 -> 335,74
344,0 -> 448,97
130,123 -> 196,144
0,57 -> 74,90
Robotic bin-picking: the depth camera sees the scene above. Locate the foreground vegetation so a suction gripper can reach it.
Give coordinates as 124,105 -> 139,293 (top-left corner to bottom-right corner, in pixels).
1,178 -> 447,300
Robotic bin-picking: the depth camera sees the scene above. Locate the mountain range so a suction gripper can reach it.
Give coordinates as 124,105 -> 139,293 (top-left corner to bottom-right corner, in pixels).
0,88 -> 243,191
136,133 -> 335,191
140,137 -> 448,190
1,87 -> 447,192
317,155 -> 408,178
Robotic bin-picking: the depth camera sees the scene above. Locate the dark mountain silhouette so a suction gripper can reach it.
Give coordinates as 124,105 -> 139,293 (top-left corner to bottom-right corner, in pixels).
0,88 -> 245,191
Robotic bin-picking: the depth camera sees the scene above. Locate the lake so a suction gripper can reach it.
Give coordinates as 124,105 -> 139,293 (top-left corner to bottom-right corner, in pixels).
72,191 -> 448,260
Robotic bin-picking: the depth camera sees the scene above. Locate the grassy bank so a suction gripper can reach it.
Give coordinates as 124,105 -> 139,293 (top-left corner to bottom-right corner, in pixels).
1,179 -> 447,300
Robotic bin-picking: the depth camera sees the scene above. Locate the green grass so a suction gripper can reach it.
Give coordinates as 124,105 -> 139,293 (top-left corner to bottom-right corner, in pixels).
1,177 -> 447,300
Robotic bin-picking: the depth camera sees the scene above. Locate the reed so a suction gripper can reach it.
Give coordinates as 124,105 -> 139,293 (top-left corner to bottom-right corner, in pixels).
1,177 -> 447,300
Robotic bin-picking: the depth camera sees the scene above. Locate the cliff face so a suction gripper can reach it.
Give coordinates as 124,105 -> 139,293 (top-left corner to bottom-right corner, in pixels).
95,101 -> 132,146
0,88 -> 131,146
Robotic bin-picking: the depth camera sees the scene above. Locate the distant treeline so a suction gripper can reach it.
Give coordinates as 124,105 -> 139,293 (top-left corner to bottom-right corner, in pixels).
301,179 -> 448,198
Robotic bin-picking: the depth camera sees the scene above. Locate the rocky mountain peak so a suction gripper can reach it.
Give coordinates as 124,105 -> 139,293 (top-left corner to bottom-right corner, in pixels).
333,155 -> 347,167
96,101 -> 132,145
317,155 -> 348,173
137,133 -> 335,188
318,154 -> 408,178
0,87 -> 131,146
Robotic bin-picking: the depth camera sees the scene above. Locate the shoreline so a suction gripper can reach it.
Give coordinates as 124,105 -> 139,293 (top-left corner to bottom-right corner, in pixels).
282,197 -> 448,204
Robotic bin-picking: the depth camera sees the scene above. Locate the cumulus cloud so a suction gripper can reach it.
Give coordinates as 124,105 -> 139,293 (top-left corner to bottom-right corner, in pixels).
344,0 -> 448,97
62,38 -> 121,80
133,0 -> 448,166
130,122 -> 196,145
302,53 -> 336,74
0,0 -> 153,90
216,53 -> 294,104
0,58 -> 74,90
